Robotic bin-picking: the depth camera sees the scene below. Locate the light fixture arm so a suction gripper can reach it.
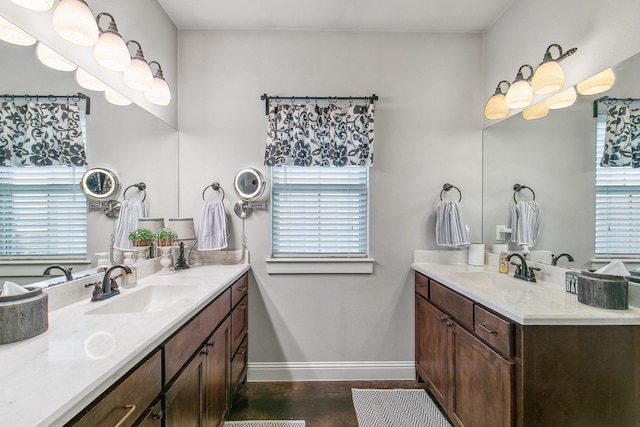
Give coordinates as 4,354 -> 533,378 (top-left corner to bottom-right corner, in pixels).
542,44 -> 578,63
148,60 -> 165,78
493,80 -> 511,95
126,40 -> 146,60
96,12 -> 119,34
513,65 -> 534,82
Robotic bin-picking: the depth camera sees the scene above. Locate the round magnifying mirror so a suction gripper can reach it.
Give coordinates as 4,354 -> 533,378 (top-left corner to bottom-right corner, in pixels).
81,168 -> 120,200
234,168 -> 266,201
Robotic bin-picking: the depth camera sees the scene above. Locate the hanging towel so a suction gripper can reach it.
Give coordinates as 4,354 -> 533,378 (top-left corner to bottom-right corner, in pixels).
113,199 -> 146,251
197,199 -> 228,250
435,200 -> 470,248
510,200 -> 541,247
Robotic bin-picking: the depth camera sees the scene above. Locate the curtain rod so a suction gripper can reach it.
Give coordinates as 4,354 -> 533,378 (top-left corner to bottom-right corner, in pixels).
260,93 -> 378,115
1,92 -> 91,115
593,96 -> 640,117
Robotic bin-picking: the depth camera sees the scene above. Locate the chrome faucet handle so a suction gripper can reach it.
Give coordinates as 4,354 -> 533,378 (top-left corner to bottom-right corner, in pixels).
510,262 -> 522,275
91,283 -> 104,301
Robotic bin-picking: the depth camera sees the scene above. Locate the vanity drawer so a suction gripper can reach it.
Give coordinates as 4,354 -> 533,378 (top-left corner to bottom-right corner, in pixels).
429,280 -> 474,331
474,305 -> 514,358
231,294 -> 248,355
231,273 -> 249,308
415,272 -> 429,299
231,335 -> 248,394
164,288 -> 231,383
69,350 -> 161,427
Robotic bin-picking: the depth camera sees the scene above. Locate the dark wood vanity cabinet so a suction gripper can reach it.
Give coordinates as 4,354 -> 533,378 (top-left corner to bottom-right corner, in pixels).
415,275 -> 513,427
415,271 -> 640,427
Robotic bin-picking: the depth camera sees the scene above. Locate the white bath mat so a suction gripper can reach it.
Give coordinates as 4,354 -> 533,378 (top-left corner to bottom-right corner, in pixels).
352,389 -> 451,427
224,421 -> 305,427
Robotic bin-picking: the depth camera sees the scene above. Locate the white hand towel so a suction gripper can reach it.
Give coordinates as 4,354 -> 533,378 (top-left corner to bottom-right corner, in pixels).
197,199 -> 228,250
435,200 -> 470,248
510,200 -> 541,247
113,199 -> 146,251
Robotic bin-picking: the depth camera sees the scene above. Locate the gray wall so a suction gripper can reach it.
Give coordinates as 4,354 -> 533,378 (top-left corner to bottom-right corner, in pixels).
177,29 -> 484,379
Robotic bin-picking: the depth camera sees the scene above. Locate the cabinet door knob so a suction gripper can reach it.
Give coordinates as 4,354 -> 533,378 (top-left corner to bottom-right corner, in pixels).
200,349 -> 209,356
152,409 -> 164,420
206,341 -> 215,348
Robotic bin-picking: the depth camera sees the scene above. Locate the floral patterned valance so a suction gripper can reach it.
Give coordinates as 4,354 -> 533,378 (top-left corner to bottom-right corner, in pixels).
264,102 -> 375,167
601,105 -> 640,167
0,101 -> 86,167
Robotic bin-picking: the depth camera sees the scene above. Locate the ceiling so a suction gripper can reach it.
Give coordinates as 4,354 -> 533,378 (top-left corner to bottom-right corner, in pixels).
157,0 -> 515,33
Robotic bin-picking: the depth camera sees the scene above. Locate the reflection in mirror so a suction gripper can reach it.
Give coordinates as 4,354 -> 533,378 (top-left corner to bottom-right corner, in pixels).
234,168 -> 266,201
0,26 -> 179,285
483,51 -> 640,269
81,168 -> 120,200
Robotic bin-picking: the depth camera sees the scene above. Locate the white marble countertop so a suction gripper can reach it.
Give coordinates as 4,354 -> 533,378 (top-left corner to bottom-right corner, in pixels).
412,262 -> 640,325
0,263 -> 250,427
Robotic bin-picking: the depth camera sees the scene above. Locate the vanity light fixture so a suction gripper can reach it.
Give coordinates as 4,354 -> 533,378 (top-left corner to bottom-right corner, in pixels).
0,16 -> 36,46
104,87 -> 132,106
94,13 -> 130,72
505,65 -> 535,109
576,68 -> 616,95
530,44 -> 578,95
52,0 -> 99,47
123,40 -> 154,92
522,100 -> 549,120
36,41 -> 76,71
144,61 -> 171,106
9,0 -> 54,11
484,80 -> 510,120
546,86 -> 577,110
75,67 -> 106,91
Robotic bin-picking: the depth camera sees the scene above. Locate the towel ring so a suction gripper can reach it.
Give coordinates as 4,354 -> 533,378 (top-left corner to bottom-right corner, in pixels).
440,183 -> 462,202
123,182 -> 146,202
202,182 -> 225,201
513,183 -> 535,203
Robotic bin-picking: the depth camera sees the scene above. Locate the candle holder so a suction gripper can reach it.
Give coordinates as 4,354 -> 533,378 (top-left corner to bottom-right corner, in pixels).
175,241 -> 190,269
157,246 -> 175,275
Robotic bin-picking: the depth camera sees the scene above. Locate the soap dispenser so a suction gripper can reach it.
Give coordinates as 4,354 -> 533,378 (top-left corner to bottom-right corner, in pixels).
122,252 -> 137,288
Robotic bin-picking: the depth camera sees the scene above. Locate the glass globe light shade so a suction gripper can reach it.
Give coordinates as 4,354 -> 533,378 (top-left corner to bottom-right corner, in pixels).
522,101 -> 549,120
10,0 -> 54,11
52,0 -> 99,47
505,79 -> 533,109
75,68 -> 106,92
123,57 -> 154,92
484,93 -> 509,120
105,87 -> 132,106
94,31 -> 130,72
36,42 -> 76,71
576,68 -> 616,96
0,16 -> 36,46
144,75 -> 171,106
546,87 -> 577,110
531,60 -> 565,95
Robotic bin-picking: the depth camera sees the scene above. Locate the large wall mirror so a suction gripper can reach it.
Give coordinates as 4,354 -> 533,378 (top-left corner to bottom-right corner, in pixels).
483,50 -> 640,269
0,23 -> 179,281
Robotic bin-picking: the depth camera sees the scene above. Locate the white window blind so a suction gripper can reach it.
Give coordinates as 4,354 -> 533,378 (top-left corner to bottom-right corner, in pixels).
0,165 -> 87,258
271,166 -> 369,257
595,112 -> 640,254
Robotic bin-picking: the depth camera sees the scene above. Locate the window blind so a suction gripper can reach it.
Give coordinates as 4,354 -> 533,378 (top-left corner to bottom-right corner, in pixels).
271,166 -> 369,257
0,165 -> 87,258
595,112 -> 640,254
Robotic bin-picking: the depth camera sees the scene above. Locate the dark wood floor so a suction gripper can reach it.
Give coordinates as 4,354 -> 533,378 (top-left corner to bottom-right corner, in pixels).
227,380 -> 428,427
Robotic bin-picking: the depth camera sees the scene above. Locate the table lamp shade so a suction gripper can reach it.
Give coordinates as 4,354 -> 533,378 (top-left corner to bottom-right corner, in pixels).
168,218 -> 196,241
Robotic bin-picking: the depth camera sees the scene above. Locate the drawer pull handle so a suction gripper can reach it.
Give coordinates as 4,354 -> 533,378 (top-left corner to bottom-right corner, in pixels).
114,404 -> 137,427
238,346 -> 248,355
238,304 -> 247,310
479,323 -> 498,335
236,286 -> 248,292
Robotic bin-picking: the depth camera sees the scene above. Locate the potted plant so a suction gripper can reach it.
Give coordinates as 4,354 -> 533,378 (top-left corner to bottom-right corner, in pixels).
156,228 -> 178,247
128,228 -> 154,247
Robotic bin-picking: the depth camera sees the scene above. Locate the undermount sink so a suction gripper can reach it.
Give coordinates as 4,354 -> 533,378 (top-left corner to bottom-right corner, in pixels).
447,271 -> 538,290
86,285 -> 201,315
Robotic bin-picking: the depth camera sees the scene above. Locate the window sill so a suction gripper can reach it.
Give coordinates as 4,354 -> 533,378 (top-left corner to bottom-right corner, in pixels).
265,257 -> 374,274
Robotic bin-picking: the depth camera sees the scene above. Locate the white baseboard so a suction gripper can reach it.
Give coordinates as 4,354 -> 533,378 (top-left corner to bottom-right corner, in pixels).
247,361 -> 415,382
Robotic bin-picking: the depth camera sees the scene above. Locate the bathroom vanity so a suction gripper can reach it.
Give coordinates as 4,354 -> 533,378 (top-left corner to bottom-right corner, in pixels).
0,262 -> 250,427
413,263 -> 640,427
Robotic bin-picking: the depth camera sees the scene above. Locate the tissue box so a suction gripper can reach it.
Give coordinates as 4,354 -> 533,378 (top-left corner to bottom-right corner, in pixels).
577,271 -> 628,310
0,287 -> 48,344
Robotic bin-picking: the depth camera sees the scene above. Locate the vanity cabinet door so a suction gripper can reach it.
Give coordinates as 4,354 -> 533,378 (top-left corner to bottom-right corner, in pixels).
415,294 -> 450,409
450,323 -> 514,427
164,343 -> 207,427
203,317 -> 231,427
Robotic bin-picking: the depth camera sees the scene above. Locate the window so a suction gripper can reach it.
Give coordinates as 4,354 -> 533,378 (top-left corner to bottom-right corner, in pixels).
595,112 -> 640,254
0,165 -> 87,258
271,166 -> 369,258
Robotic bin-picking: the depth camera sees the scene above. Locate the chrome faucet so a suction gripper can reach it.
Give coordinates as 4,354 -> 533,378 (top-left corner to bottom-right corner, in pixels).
506,253 -> 539,282
551,253 -> 575,266
42,264 -> 73,282
91,264 -> 131,302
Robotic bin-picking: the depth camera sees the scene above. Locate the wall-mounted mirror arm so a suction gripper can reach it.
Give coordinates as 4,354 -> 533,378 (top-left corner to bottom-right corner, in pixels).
233,200 -> 267,219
